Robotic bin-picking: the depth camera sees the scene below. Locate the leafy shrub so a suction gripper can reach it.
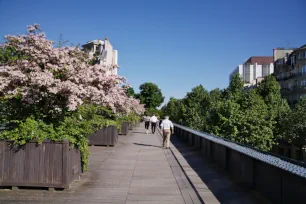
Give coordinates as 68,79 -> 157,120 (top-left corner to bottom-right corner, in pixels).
0,104 -> 118,171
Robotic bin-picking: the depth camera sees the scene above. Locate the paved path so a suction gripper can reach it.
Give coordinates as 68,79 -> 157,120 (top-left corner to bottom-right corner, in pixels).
0,124 -> 266,204
0,125 -> 200,204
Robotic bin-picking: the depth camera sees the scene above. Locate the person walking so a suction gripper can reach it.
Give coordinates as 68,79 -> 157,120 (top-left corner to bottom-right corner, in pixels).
144,115 -> 150,134
150,114 -> 158,134
160,116 -> 174,149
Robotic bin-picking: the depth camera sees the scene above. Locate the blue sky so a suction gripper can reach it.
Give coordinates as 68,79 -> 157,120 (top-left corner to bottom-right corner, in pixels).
0,0 -> 305,105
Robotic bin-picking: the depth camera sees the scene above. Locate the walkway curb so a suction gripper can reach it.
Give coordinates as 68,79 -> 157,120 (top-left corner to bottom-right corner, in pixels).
157,128 -> 206,204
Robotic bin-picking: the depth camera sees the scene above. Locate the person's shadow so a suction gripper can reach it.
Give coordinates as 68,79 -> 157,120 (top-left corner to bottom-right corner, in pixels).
133,142 -> 162,148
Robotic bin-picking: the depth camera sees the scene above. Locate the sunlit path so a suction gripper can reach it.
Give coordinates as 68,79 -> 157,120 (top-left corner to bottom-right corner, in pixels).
0,124 -> 268,204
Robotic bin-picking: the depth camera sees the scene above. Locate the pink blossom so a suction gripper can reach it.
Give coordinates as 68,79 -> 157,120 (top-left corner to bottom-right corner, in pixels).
0,25 -> 145,115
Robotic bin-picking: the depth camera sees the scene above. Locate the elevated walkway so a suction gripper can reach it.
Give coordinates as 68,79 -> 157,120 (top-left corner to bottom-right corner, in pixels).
0,125 -> 267,204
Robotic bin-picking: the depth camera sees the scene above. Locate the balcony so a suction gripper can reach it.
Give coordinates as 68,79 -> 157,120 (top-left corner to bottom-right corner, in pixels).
281,85 -> 306,96
291,85 -> 306,94
277,72 -> 306,81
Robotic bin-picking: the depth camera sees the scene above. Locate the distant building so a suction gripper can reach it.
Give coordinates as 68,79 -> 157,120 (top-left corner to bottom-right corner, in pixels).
274,45 -> 306,106
230,57 -> 274,87
82,38 -> 119,75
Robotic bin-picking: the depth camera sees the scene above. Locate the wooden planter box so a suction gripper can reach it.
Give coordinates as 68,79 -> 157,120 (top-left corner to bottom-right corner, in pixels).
0,140 -> 81,189
88,125 -> 118,146
128,122 -> 133,130
119,122 -> 129,135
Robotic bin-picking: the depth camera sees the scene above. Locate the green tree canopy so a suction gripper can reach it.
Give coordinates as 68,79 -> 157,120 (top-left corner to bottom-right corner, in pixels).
180,85 -> 210,130
137,82 -> 164,109
160,74 -> 288,151
228,73 -> 244,94
256,75 -> 290,136
126,87 -> 135,97
279,98 -> 306,145
161,97 -> 183,123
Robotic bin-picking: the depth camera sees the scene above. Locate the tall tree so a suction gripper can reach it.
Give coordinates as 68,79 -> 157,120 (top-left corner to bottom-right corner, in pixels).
279,98 -> 306,144
161,97 -> 183,123
256,75 -> 290,136
137,82 -> 164,109
180,85 -> 210,131
228,73 -> 244,94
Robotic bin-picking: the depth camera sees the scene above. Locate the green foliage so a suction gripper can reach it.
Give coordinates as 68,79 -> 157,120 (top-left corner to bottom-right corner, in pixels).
162,75 -> 289,152
144,107 -> 162,118
126,87 -> 135,97
137,82 -> 164,109
0,46 -> 28,64
161,97 -> 183,122
115,112 -> 141,133
279,98 -> 306,144
208,90 -> 275,150
0,103 -> 118,172
256,75 -> 290,136
228,74 -> 244,95
180,85 -> 210,131
0,117 -> 56,145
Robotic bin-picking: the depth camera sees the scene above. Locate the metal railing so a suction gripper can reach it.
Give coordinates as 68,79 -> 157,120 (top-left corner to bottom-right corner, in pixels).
174,123 -> 306,204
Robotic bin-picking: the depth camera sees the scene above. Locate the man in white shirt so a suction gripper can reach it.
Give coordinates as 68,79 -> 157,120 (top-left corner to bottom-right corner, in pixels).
160,116 -> 174,149
150,114 -> 158,134
144,115 -> 150,134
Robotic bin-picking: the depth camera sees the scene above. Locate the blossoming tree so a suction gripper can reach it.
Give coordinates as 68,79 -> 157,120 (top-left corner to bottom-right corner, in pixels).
0,24 -> 144,122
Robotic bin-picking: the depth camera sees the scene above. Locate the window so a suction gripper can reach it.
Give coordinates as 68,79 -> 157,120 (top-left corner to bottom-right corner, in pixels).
291,56 -> 295,65
303,65 -> 306,75
298,52 -> 303,59
262,65 -> 269,77
278,59 -> 283,65
301,80 -> 306,86
304,51 -> 306,58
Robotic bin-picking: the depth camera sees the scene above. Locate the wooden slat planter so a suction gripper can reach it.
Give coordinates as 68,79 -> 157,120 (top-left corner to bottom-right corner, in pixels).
128,122 -> 133,130
88,125 -> 118,146
119,122 -> 129,135
0,140 -> 81,189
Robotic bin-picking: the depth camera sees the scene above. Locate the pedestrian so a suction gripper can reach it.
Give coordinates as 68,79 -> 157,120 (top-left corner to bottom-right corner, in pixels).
150,114 -> 158,134
144,115 -> 150,134
160,116 -> 174,149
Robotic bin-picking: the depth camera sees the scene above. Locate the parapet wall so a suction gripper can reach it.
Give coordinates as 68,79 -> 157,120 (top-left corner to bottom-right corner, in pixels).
174,123 -> 306,204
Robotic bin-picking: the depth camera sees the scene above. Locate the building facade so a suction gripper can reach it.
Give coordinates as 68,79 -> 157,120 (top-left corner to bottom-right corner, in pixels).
230,57 -> 274,87
274,45 -> 306,106
273,45 -> 306,162
82,38 -> 119,75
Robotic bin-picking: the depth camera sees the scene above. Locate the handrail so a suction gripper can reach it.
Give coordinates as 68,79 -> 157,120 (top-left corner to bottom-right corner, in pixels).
174,123 -> 306,179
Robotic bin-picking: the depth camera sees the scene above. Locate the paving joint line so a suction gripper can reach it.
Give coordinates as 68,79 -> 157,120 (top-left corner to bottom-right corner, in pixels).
156,128 -> 204,204
125,127 -> 141,204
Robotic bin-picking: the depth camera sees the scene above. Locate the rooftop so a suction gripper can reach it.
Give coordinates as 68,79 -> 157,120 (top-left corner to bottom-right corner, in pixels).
245,56 -> 274,64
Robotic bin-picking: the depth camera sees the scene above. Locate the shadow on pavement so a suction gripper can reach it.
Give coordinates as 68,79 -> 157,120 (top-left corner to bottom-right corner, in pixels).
133,142 -> 162,148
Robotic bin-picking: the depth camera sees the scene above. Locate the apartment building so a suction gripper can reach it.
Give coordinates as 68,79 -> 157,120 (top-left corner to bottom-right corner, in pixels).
274,45 -> 306,106
82,38 -> 119,75
273,45 -> 306,162
230,56 -> 274,87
